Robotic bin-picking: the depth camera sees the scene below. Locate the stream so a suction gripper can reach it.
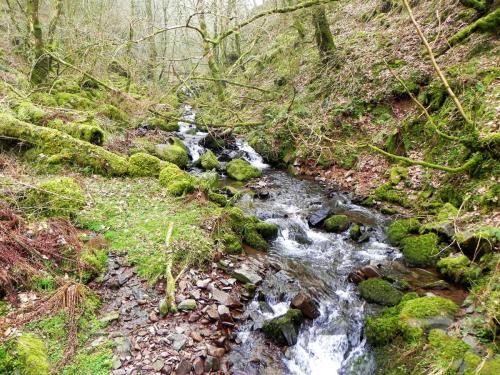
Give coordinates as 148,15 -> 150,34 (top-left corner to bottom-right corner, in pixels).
176,105 -> 400,375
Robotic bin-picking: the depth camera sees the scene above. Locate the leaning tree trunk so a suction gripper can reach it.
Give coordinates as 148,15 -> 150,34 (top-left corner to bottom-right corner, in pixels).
312,5 -> 336,64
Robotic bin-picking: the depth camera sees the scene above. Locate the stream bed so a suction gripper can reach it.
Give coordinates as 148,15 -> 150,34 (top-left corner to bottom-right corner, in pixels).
176,105 -> 400,375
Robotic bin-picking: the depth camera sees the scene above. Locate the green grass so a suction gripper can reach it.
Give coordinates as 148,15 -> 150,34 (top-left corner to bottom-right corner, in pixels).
78,176 -> 222,283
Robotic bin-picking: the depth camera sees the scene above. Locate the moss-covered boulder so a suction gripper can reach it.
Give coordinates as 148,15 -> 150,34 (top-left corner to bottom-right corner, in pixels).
324,214 -> 350,233
227,207 -> 272,251
97,104 -> 129,123
24,177 -> 85,217
365,314 -> 400,346
159,163 -> 195,196
426,329 -> 470,372
54,92 -> 94,110
221,232 -> 243,254
374,183 -> 411,207
358,278 -> 403,306
349,223 -> 362,240
199,150 -> 220,170
147,116 -> 179,132
45,119 -> 105,145
387,218 -> 420,245
16,102 -> 47,124
128,152 -> 162,177
16,334 -> 50,375
262,308 -> 304,346
399,296 -> 458,339
207,191 -> 229,206
155,138 -> 189,168
421,203 -> 458,238
255,222 -> 279,240
401,233 -> 440,267
436,254 -> 481,285
226,159 -> 262,181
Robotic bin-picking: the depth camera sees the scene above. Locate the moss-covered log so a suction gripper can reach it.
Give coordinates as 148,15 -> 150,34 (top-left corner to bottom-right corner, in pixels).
0,113 -> 129,175
45,119 -> 105,145
448,8 -> 500,46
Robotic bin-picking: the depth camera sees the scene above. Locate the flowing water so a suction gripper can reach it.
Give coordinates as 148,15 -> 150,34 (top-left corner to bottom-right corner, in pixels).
175,106 -> 401,375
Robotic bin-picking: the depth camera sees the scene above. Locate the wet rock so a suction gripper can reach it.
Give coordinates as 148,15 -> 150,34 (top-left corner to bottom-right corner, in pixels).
204,355 -> 220,372
232,268 -> 262,285
262,309 -> 304,346
176,359 -> 192,375
307,208 -> 331,227
347,265 -> 381,284
178,299 -> 197,311
290,292 -> 320,319
324,215 -> 350,233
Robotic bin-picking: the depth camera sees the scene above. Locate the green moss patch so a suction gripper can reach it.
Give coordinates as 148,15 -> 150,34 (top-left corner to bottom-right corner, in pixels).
226,159 -> 262,181
387,218 -> 420,245
158,162 -> 195,196
23,177 -> 85,218
436,254 -> 481,284
324,214 -> 350,233
155,139 -> 189,168
199,150 -> 220,170
128,152 -> 162,177
401,233 -> 440,267
359,278 -> 403,306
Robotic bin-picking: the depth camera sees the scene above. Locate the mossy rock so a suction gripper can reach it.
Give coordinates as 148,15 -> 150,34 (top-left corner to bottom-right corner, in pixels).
30,92 -> 58,107
359,278 -> 403,306
54,92 -> 94,110
401,233 -> 440,267
199,150 -> 220,170
16,334 -> 49,375
221,233 -> 243,254
155,139 -> 189,168
147,116 -> 179,132
349,223 -> 362,240
128,152 -> 162,177
255,222 -> 279,240
436,254 -> 481,285
227,207 -> 270,251
158,163 -> 195,196
388,166 -> 408,185
226,159 -> 262,181
421,203 -> 458,238
45,119 -> 105,145
207,191 -> 228,206
262,308 -> 304,346
427,329 -> 470,372
387,218 -> 420,245
16,102 -> 47,124
365,315 -> 400,346
374,183 -> 411,207
399,296 -> 458,339
24,177 -> 85,218
97,104 -> 129,123
324,214 -> 350,233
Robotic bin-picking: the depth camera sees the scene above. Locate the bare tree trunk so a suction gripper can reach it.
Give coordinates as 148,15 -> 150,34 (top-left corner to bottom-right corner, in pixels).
197,2 -> 225,100
145,0 -> 158,81
312,5 -> 335,64
27,0 -> 49,84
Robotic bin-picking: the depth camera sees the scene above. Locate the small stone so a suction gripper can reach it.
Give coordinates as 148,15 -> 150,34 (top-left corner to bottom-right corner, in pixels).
112,356 -> 122,370
206,305 -> 219,320
211,288 -> 240,307
196,278 -> 211,289
190,331 -> 203,342
204,356 -> 220,372
208,346 -> 225,358
176,359 -> 192,375
232,268 -> 262,285
152,359 -> 165,372
100,310 -> 120,324
193,357 -> 204,375
178,299 -> 197,311
217,305 -> 233,323
291,292 -> 320,319
168,333 -> 188,351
